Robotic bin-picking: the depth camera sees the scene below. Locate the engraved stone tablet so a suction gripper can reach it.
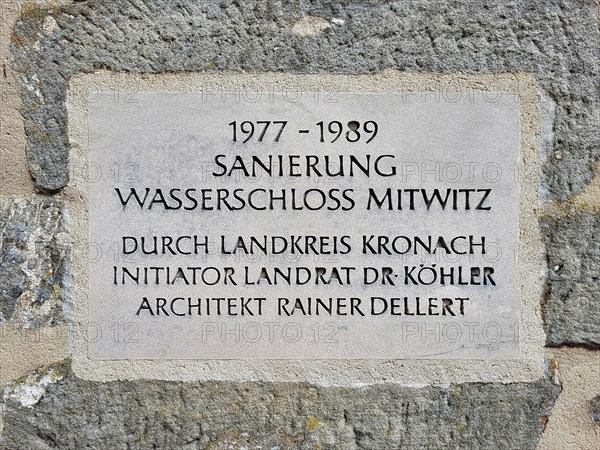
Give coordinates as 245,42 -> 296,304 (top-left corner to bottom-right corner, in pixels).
87,89 -> 520,359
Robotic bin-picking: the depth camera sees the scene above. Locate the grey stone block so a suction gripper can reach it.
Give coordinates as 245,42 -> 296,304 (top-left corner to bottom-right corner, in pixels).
0,196 -> 70,327
10,0 -> 600,196
590,395 -> 600,423
0,361 -> 560,450
542,212 -> 600,347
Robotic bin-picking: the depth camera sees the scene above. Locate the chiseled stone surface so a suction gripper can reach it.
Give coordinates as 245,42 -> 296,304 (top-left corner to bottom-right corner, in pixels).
10,0 -> 600,197
0,361 -> 560,449
0,196 -> 70,327
542,213 -> 600,347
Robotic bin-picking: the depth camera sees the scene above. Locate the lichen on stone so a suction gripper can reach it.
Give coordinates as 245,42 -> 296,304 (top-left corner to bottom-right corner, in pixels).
0,196 -> 70,327
2,360 -> 70,408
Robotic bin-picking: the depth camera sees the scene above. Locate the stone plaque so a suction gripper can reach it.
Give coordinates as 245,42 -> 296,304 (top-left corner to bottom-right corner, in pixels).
87,88 -> 520,359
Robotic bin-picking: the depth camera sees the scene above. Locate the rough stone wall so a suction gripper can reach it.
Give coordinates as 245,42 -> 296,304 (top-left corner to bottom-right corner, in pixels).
9,0 -> 600,198
0,0 -> 598,449
1,361 -> 560,450
542,212 -> 600,347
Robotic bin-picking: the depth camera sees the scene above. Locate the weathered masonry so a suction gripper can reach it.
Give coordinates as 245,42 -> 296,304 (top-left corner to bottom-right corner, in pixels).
0,1 -> 599,449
